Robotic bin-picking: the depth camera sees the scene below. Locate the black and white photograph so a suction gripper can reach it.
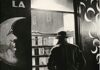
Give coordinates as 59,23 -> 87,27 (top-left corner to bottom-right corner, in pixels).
0,0 -> 100,70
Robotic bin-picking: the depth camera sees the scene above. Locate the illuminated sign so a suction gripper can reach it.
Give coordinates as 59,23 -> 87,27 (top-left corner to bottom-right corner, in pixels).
12,0 -> 25,8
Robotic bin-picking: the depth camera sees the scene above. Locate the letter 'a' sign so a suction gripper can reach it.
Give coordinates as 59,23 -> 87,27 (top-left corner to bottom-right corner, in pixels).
12,0 -> 25,8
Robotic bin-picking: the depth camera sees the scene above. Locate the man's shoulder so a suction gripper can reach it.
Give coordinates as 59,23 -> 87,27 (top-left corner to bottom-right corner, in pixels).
67,43 -> 78,47
67,43 -> 79,49
51,44 -> 60,51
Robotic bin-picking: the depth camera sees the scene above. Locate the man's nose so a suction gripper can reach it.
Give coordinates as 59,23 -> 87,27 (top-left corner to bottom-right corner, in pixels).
12,34 -> 17,41
13,34 -> 17,39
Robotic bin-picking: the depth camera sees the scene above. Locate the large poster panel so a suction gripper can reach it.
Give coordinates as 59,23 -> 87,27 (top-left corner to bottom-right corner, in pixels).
0,0 -> 31,70
78,0 -> 100,70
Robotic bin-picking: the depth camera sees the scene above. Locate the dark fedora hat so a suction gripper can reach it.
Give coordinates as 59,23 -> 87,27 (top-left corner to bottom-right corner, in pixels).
56,31 -> 68,39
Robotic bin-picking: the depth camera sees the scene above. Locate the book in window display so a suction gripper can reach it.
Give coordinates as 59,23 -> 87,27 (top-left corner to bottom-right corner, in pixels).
39,57 -> 49,65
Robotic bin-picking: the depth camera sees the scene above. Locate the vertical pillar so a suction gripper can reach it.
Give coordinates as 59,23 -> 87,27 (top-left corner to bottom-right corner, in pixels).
73,0 -> 82,50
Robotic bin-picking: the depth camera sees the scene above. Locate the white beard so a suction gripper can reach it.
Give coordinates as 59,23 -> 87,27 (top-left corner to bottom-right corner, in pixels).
0,47 -> 18,66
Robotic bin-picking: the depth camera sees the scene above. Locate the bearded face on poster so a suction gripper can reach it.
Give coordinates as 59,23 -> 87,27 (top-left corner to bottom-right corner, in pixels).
0,17 -> 25,65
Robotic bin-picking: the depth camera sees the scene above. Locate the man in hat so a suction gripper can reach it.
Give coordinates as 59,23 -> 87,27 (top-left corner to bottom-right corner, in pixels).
47,31 -> 86,70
